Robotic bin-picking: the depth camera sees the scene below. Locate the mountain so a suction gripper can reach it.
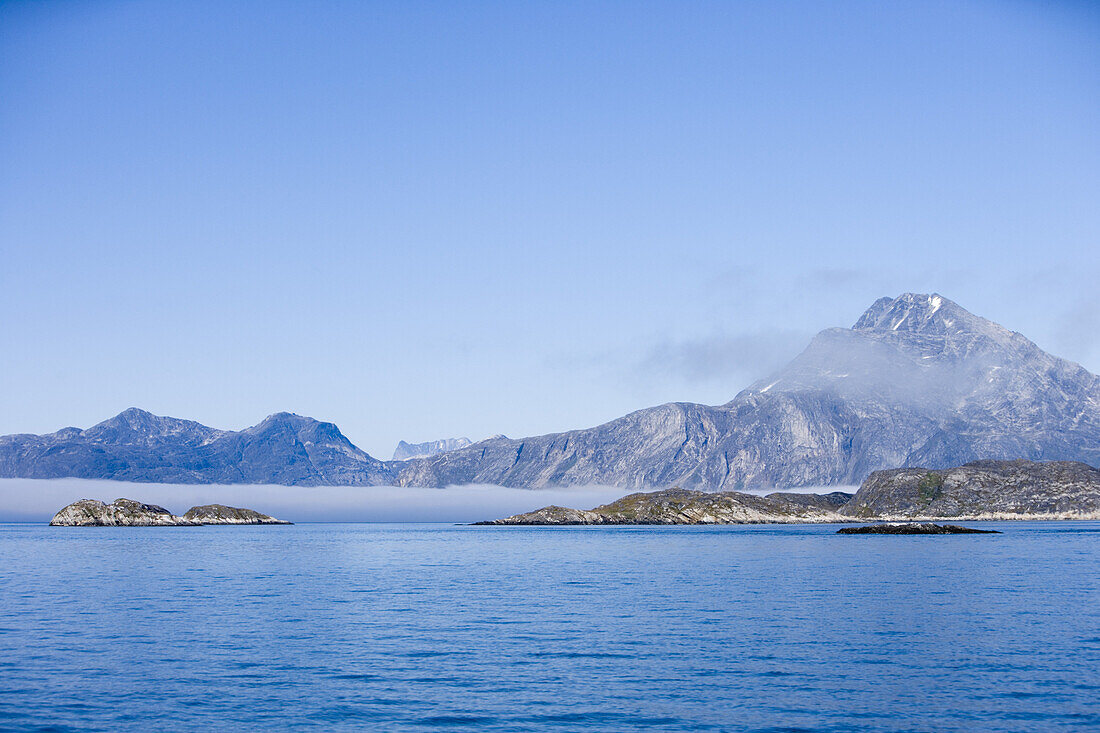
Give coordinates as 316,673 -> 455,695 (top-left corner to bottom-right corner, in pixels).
393,293 -> 1100,489
0,408 -> 393,486
392,437 -> 473,461
2,294 -> 1098,489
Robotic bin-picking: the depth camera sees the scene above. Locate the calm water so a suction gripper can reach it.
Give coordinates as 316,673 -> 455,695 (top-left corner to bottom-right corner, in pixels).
1,522 -> 1098,732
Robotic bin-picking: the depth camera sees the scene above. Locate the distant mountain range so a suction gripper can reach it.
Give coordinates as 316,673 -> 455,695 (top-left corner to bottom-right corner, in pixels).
392,438 -> 472,461
0,409 -> 387,486
2,293 -> 1098,489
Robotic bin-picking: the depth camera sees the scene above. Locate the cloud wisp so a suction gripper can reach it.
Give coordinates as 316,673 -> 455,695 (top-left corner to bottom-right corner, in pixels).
637,331 -> 810,387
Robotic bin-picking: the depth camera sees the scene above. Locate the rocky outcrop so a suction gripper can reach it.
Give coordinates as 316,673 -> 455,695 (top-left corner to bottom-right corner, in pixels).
476,488 -> 846,525
49,498 -> 199,526
6,294 -> 1100,490
182,504 -> 291,525
837,523 -> 1000,534
840,459 -> 1100,520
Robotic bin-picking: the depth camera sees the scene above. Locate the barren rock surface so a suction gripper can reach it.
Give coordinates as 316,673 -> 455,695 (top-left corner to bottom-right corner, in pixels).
49,498 -> 199,526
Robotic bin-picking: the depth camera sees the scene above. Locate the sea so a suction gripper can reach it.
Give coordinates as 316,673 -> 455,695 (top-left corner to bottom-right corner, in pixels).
1,522 -> 1098,732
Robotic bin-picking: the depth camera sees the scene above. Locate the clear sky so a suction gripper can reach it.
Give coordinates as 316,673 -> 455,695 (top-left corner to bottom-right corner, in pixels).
2,0 -> 1098,458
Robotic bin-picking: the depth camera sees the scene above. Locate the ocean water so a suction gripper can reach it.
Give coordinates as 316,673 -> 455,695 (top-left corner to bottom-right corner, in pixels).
1,523 -> 1098,732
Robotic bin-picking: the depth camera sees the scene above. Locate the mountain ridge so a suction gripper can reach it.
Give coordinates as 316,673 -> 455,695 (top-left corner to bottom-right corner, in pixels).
2,293 -> 1098,489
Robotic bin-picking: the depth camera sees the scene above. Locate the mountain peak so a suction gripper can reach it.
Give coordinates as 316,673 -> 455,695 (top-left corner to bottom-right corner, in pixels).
852,293 -> 998,338
118,407 -> 155,419
393,437 -> 473,461
854,293 -> 948,330
94,407 -> 167,431
82,408 -> 217,444
251,412 -> 323,434
249,412 -> 356,447
260,411 -> 311,425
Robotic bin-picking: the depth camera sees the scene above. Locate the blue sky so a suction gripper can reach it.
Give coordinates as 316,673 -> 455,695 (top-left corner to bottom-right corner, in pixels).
2,0 -> 1098,458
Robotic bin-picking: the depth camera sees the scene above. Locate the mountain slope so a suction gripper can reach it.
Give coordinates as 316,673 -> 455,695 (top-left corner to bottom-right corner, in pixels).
392,293 -> 1100,489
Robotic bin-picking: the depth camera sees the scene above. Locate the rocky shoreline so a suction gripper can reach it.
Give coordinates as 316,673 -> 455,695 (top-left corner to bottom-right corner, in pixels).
49,498 -> 291,526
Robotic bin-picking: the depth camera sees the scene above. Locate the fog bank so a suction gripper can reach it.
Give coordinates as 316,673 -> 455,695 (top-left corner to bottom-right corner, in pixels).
0,479 -> 634,523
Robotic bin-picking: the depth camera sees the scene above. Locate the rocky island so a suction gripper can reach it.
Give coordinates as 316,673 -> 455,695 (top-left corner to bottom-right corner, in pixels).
475,488 -> 854,525
479,459 -> 1100,525
182,504 -> 292,525
50,498 -> 291,526
50,498 -> 200,526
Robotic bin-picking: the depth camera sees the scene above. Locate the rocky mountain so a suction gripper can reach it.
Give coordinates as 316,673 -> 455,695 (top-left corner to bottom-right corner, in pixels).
392,437 -> 472,461
840,459 -> 1100,519
3,294 -> 1099,490
396,294 -> 1100,489
1,408 -> 393,486
475,488 -> 849,525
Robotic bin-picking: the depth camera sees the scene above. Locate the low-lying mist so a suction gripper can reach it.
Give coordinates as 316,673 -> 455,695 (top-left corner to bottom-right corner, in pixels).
0,480 -> 858,523
0,479 -> 633,523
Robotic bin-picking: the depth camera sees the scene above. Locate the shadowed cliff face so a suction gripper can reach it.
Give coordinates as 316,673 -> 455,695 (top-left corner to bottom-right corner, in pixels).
2,294 -> 1099,489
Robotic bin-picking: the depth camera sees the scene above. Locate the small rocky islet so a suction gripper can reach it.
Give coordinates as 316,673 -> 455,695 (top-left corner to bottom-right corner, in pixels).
49,498 -> 291,526
836,523 -> 999,535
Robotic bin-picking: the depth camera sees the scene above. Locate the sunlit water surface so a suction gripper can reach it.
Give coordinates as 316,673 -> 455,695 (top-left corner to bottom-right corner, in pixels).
1,522 -> 1098,732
